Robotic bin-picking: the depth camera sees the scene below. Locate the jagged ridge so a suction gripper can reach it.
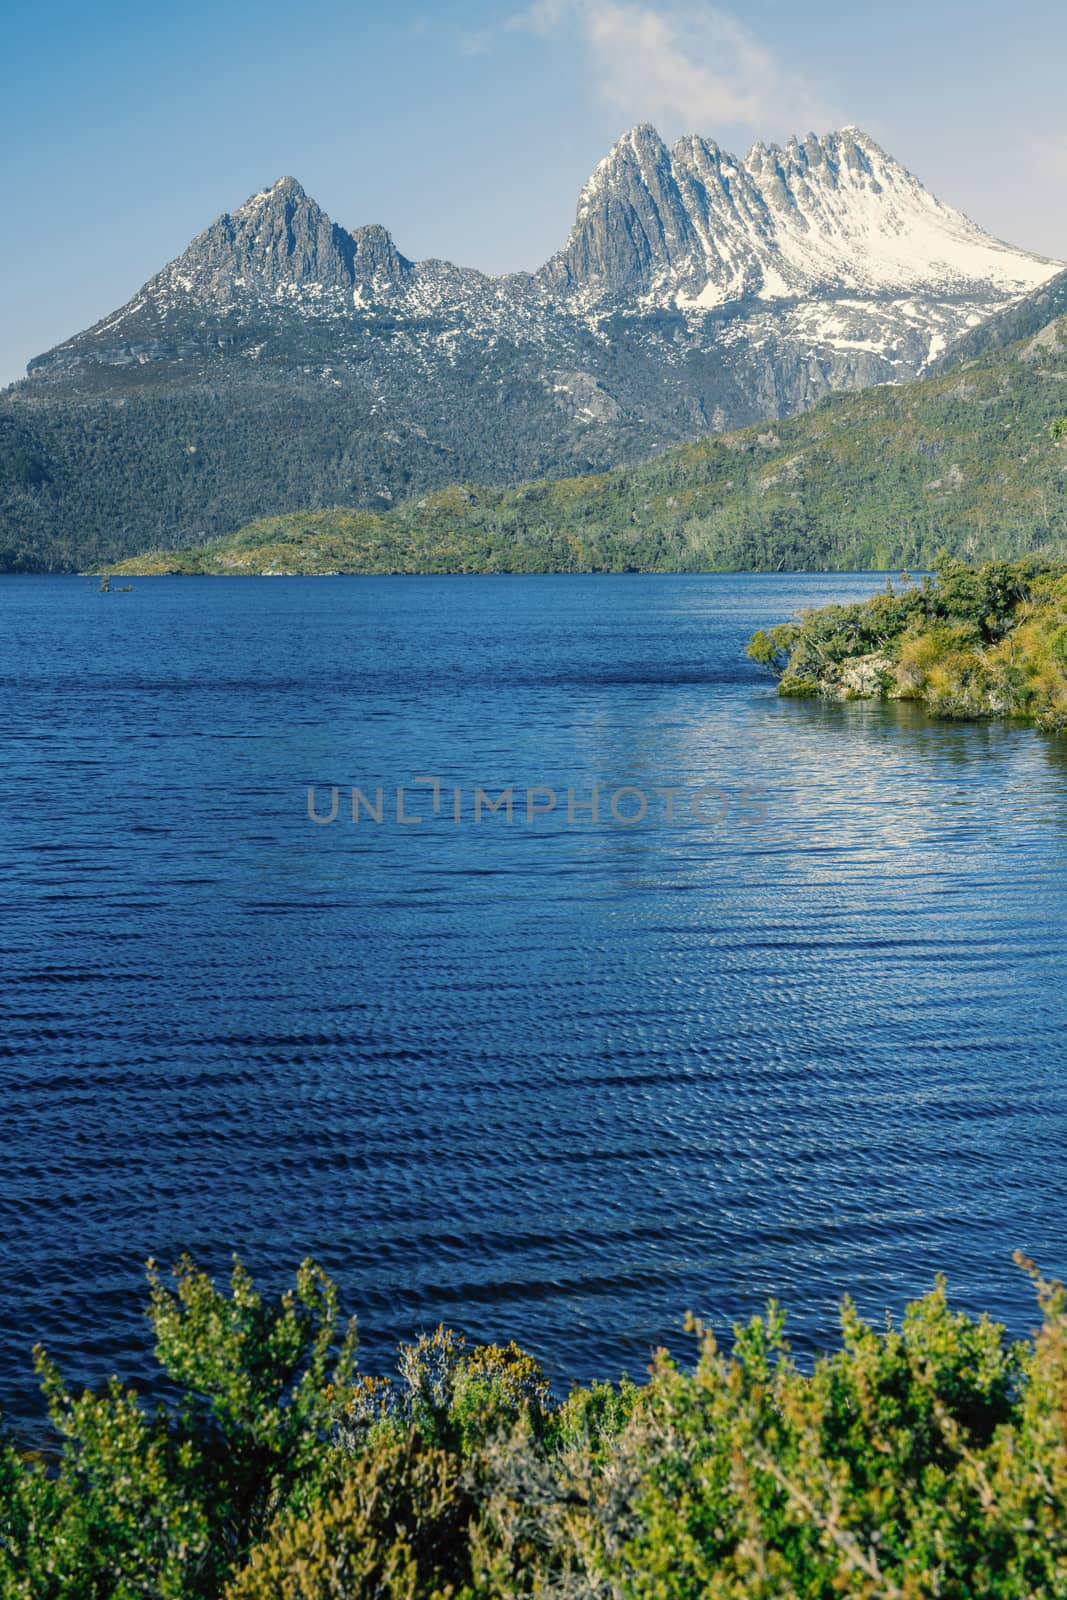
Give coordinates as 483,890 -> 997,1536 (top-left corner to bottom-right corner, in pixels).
31,124 -> 1058,374
546,124 -> 1054,305
3,126 -> 1062,572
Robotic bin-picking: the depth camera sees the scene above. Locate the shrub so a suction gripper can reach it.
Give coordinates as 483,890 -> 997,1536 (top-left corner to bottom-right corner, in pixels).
224,1432 -> 471,1600
746,624 -> 799,672
0,1256 -> 357,1599
751,557 -> 1067,723
3,1259 -> 1067,1600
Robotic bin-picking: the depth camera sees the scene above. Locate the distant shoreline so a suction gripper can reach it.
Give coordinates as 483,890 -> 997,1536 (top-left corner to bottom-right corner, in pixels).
71,566 -> 903,579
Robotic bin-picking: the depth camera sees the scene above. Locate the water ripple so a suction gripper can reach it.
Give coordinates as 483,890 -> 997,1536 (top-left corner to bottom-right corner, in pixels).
1,572 -> 1066,1423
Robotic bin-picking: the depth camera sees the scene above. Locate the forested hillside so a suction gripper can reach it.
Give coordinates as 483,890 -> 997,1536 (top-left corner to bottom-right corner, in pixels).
113,311 -> 1067,576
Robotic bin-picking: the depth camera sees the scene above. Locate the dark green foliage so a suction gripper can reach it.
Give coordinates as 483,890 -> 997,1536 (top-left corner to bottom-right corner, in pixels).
2,1257 -> 1067,1598
0,306 -> 754,574
5,301 -> 1067,575
0,1257 -> 357,1599
932,557 -> 1033,641
100,311 -> 1067,579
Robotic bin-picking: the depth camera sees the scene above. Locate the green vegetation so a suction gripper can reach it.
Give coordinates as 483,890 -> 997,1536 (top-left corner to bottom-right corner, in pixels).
0,317 -> 709,575
747,554 -> 1067,729
105,318 -> 1067,578
2,1256 -> 1067,1597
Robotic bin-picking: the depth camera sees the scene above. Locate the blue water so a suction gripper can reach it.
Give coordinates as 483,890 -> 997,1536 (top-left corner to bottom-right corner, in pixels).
2,572 -> 1067,1424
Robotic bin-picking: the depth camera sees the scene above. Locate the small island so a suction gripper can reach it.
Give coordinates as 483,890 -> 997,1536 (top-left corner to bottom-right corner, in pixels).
748,555 -> 1067,730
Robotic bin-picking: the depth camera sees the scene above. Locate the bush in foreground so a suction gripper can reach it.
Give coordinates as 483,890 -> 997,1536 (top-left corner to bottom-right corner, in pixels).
1,1256 -> 1065,1598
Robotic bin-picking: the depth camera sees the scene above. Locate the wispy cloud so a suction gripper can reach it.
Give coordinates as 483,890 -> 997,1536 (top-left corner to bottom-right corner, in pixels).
510,0 -> 832,138
456,27 -> 495,59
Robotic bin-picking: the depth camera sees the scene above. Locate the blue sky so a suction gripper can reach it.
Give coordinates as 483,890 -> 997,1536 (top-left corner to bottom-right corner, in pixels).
3,0 -> 1065,386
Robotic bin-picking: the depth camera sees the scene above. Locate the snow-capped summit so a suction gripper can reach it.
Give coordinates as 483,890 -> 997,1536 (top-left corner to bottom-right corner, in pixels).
544,124 -> 1056,307
53,122 -> 1058,362
23,122 -> 1064,485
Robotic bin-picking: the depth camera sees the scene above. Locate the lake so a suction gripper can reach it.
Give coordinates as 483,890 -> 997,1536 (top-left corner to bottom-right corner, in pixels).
2,572 -> 1066,1424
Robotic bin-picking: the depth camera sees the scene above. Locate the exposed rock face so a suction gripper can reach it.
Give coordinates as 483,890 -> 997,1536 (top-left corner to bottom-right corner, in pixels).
547,369 -> 622,423
151,177 -> 360,301
6,126 -> 1063,569
28,123 -> 1059,389
543,125 -> 1055,308
351,224 -> 412,289
543,124 -> 705,296
838,652 -> 898,698
935,265 -> 1067,366
124,125 -> 1053,321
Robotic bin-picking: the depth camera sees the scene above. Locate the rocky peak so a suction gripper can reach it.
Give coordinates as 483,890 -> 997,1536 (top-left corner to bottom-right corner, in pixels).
351,223 -> 412,288
744,128 -> 889,202
25,128 -> 1061,404
543,122 -> 1058,307
546,123 -> 703,296
150,176 -> 359,303
259,175 -> 306,202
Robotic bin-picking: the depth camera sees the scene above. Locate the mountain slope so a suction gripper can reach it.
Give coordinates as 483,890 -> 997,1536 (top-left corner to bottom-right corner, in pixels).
110,301 -> 1067,577
2,128 -> 1060,571
935,264 -> 1067,367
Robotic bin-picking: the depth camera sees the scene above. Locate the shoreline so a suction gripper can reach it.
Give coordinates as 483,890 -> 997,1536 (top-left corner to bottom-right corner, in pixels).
749,555 -> 1067,730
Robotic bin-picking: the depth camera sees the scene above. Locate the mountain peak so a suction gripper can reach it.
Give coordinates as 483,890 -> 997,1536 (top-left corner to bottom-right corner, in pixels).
28,124 -> 1062,407
579,124 -> 669,195
13,123 -> 1067,573
235,175 -> 311,215
838,124 -> 880,146
269,175 -> 306,197
548,122 -> 1058,306
825,125 -> 892,163
155,176 -> 357,302
555,122 -> 698,294
623,122 -> 667,149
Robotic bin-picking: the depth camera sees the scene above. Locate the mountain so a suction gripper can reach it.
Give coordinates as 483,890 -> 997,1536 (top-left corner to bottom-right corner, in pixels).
110,298 -> 1067,577
933,263 -> 1067,367
547,124 -> 1049,307
1,127 -> 1060,571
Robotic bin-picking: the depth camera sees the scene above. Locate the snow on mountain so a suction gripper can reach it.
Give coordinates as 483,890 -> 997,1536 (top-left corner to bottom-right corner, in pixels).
548,124 -> 1053,308
22,124 -> 1063,457
9,126 -> 1065,571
